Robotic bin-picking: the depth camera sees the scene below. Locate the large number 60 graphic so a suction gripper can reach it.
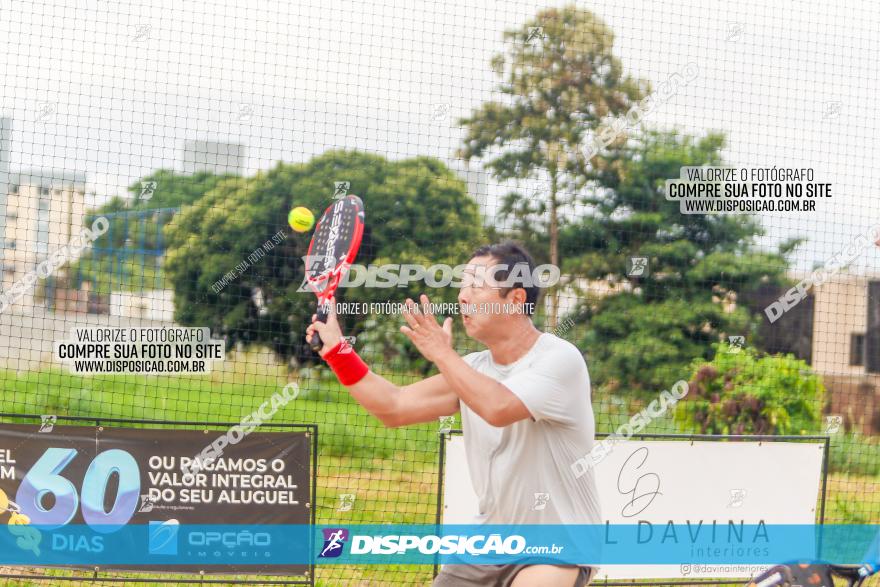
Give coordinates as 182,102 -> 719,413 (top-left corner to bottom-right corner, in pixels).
16,448 -> 141,532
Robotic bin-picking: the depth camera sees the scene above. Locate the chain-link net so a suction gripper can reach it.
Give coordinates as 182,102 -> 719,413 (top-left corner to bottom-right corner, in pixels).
0,0 -> 878,585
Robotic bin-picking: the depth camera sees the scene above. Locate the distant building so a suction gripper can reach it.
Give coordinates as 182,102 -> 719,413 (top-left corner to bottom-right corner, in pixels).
811,274 -> 880,435
110,289 -> 174,321
2,169 -> 88,308
180,140 -> 246,175
0,117 -> 11,281
745,272 -> 880,435
450,162 -> 491,217
0,117 -> 10,175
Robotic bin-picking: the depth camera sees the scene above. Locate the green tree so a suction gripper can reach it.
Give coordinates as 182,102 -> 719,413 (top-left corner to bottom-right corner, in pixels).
74,171 -> 234,293
458,5 -> 648,327
675,343 -> 824,435
163,150 -> 483,367
93,170 -> 235,250
569,130 -> 793,395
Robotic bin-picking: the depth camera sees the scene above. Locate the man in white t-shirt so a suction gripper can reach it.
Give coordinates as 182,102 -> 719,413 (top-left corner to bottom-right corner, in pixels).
306,242 -> 601,586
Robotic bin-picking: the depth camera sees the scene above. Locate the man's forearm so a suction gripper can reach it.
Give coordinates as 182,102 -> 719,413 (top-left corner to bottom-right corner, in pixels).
434,350 -> 517,425
345,371 -> 402,425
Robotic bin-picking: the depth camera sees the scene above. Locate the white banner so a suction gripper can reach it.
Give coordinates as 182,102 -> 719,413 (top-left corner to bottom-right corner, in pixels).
441,437 -> 825,580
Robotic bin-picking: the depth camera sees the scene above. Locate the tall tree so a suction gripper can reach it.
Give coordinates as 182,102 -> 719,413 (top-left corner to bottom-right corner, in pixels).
458,5 -> 648,326
566,130 -> 793,395
163,150 -> 483,366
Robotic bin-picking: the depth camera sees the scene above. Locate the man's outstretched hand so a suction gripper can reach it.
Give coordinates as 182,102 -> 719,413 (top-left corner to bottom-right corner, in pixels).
400,294 -> 454,363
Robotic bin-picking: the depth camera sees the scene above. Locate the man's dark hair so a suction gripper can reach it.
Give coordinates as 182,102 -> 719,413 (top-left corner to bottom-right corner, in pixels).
470,241 -> 539,316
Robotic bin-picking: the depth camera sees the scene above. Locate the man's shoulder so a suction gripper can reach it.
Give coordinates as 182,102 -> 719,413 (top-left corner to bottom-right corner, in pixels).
533,334 -> 591,385
537,332 -> 587,363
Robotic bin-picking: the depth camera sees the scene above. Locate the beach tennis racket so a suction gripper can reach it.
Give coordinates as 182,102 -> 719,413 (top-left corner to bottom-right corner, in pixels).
304,195 -> 365,352
746,563 -> 877,587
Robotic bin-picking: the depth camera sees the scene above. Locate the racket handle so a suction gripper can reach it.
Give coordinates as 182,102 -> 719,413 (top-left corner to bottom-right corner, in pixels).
310,303 -> 330,353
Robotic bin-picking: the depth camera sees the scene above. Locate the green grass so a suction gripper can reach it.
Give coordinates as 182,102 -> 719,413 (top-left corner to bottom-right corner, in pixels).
0,363 -> 445,463
829,434 -> 880,477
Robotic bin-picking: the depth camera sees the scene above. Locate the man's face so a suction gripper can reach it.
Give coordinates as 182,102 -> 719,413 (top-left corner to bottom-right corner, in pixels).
457,255 -> 522,340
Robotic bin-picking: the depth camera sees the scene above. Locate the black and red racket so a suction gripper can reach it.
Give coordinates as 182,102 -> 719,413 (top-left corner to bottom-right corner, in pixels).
304,195 -> 365,352
746,563 -> 877,587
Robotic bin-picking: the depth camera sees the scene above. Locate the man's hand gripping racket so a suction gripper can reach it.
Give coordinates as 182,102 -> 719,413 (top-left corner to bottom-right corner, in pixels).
302,195 -> 364,354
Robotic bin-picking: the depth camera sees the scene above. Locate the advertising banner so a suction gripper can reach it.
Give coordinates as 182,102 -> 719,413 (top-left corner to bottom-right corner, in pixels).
442,436 -> 825,580
0,422 -> 311,575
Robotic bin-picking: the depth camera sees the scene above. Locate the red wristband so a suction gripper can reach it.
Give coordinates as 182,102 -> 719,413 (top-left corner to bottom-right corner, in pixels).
321,340 -> 369,386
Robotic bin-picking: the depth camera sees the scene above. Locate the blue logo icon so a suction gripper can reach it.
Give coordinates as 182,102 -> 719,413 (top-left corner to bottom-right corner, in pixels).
149,520 -> 179,555
319,528 -> 348,558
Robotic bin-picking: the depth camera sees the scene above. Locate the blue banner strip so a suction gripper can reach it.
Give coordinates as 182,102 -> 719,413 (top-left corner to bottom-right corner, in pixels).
0,524 -> 878,566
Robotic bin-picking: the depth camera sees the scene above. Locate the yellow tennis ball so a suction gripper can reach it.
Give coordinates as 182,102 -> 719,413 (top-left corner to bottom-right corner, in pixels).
288,206 -> 315,233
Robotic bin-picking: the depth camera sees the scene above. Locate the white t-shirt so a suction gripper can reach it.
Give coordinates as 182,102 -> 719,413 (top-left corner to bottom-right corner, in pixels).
459,332 -> 602,526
